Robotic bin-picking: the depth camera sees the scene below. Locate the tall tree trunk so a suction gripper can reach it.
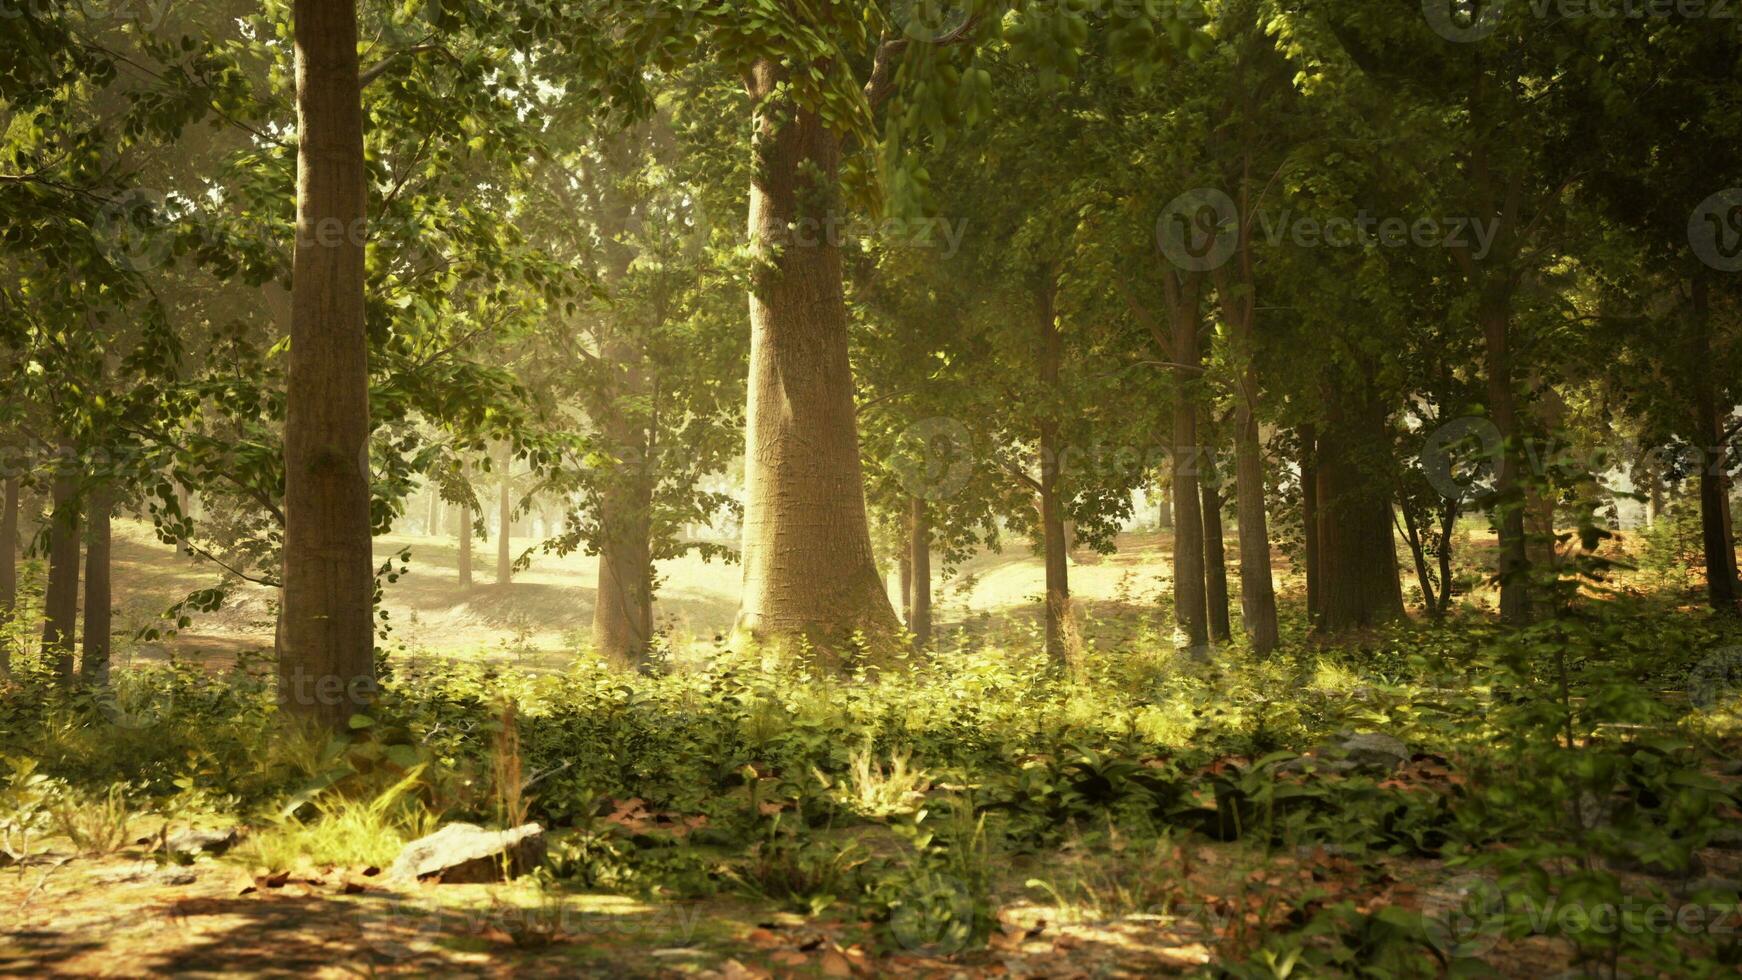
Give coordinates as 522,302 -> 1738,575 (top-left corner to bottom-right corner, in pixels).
1315,393 -> 1406,631
280,0 -> 374,728
1300,425 -> 1322,628
496,444 -> 512,586
1691,275 -> 1741,615
0,475 -> 16,621
1157,481 -> 1174,530
1481,289 -> 1532,625
425,483 -> 439,535
1035,274 -> 1076,666
734,59 -> 898,659
1201,453 -> 1232,643
592,453 -> 655,667
42,463 -> 81,686
82,487 -> 113,686
909,496 -> 932,651
1166,279 -> 1209,650
1215,248 -> 1280,653
898,547 -> 912,628
457,496 -> 473,589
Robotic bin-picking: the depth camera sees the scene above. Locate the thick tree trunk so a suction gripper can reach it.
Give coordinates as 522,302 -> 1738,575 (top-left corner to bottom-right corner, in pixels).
1201,455 -> 1232,643
1315,395 -> 1406,631
1167,282 -> 1209,650
1301,425 -> 1322,628
280,0 -> 375,728
496,444 -> 512,586
1691,276 -> 1741,615
457,496 -> 473,589
909,497 -> 932,651
82,487 -> 113,686
1481,290 -> 1532,625
734,59 -> 898,660
592,459 -> 655,668
42,465 -> 81,686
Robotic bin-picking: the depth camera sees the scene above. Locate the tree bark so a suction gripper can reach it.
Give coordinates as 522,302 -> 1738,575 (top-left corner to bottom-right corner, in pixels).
496,443 -> 513,586
457,495 -> 473,589
1201,452 -> 1232,643
0,476 -> 16,625
81,487 -> 113,686
1315,393 -> 1406,632
1300,425 -> 1322,628
1691,275 -> 1741,615
1480,288 -> 1532,625
734,59 -> 899,660
1035,274 -> 1076,667
592,446 -> 655,667
909,496 -> 932,651
1165,278 -> 1209,650
898,547 -> 912,627
1214,258 -> 1280,653
280,0 -> 375,728
42,464 -> 81,686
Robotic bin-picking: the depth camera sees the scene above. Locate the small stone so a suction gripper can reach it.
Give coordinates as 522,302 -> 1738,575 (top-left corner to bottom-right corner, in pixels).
1336,733 -> 1411,773
385,823 -> 546,884
164,827 -> 241,857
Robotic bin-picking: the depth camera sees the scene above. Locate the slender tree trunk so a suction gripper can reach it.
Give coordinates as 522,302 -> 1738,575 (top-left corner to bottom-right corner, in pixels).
1481,289 -> 1532,625
0,475 -> 16,621
898,547 -> 912,628
281,0 -> 374,728
457,496 -> 473,589
174,484 -> 191,556
1301,425 -> 1322,628
1201,454 -> 1232,643
734,59 -> 898,660
1215,271 -> 1280,654
1157,480 -> 1174,530
1166,280 -> 1208,650
82,487 -> 113,685
42,464 -> 81,686
496,444 -> 512,586
909,497 -> 932,651
1315,394 -> 1406,631
425,484 -> 439,535
1399,500 -> 1440,620
1036,274 -> 1076,666
1691,276 -> 1741,615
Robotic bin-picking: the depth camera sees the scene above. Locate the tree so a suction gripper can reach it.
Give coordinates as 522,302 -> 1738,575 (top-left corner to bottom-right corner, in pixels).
279,0 -> 374,727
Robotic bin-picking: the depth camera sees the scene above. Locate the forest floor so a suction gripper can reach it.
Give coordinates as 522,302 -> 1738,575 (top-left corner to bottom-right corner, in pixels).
8,522 -> 1738,977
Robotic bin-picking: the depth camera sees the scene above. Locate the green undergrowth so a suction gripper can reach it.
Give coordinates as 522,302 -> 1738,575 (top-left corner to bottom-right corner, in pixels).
2,597 -> 1741,975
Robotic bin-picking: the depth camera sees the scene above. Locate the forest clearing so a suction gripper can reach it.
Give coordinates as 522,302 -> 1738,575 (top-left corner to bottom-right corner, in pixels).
4,1 -> 1742,977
